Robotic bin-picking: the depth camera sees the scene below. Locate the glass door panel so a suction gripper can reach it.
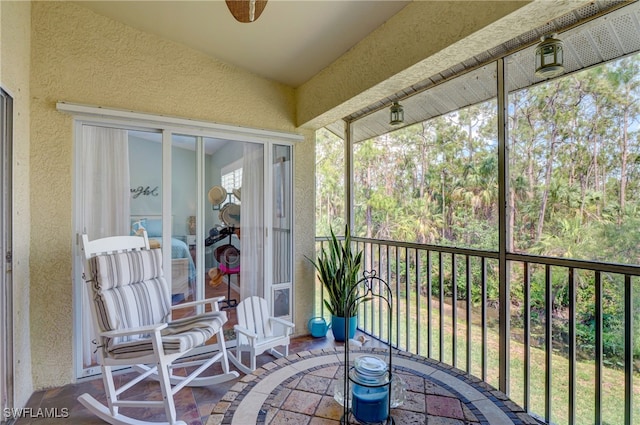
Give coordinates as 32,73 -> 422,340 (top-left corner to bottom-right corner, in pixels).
203,139 -> 265,336
128,130 -> 164,251
128,129 -> 165,306
272,144 -> 292,318
78,126 -> 163,373
170,134 -> 198,308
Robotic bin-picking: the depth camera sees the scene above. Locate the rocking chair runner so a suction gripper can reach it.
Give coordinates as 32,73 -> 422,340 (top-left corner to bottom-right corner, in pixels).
78,231 -> 239,425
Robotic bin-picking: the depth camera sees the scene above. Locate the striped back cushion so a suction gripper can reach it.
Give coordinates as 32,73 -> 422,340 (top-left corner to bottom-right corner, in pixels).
87,249 -> 171,335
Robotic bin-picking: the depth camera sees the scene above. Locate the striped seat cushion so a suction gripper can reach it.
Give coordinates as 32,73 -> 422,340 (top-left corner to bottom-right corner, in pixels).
107,312 -> 227,359
88,249 -> 171,334
87,248 -> 227,358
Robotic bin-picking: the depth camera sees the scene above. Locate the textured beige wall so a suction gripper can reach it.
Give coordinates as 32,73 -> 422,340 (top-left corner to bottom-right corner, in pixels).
0,0 -> 33,408
293,127 -> 316,331
297,0 -> 591,129
30,1 -> 314,389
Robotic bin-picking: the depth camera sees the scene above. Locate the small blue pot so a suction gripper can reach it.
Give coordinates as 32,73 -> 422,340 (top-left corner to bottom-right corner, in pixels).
331,315 -> 357,342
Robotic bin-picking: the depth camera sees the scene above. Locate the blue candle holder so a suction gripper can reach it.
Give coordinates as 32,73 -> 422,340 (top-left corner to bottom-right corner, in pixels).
351,356 -> 389,423
352,386 -> 389,423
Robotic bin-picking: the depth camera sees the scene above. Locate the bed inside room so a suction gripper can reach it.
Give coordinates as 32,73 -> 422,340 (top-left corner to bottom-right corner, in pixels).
131,215 -> 196,303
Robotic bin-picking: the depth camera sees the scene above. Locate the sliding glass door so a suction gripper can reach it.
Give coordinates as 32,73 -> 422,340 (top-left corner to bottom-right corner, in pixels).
73,119 -> 293,378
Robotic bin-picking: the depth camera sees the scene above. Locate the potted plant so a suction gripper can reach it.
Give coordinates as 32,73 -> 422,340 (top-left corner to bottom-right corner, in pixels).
310,225 -> 364,342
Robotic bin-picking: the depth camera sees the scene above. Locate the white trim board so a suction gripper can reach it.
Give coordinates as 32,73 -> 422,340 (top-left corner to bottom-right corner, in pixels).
56,102 -> 304,144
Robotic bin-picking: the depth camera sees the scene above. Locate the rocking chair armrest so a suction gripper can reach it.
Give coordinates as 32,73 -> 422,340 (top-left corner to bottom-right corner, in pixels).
233,324 -> 258,340
269,317 -> 295,330
100,323 -> 168,338
170,296 -> 225,311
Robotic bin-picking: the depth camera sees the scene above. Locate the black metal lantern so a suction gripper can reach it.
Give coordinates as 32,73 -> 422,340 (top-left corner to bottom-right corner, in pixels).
340,271 -> 396,424
535,34 -> 564,78
389,102 -> 404,126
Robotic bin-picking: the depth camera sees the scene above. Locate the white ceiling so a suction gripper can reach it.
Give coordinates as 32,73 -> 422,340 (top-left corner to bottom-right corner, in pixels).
76,0 -> 410,87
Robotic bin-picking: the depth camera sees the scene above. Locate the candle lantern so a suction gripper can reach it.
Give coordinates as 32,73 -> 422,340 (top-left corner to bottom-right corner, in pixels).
351,356 -> 390,423
339,271 -> 396,424
389,102 -> 404,126
535,34 -> 564,78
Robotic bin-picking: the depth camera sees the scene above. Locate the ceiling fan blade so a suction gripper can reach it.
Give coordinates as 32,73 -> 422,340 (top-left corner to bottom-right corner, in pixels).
225,0 -> 268,23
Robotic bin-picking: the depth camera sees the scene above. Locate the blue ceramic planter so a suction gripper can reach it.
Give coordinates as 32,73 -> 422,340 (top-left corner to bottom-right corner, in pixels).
331,315 -> 357,342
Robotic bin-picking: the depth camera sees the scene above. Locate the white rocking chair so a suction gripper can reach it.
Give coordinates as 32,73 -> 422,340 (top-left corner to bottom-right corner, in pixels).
228,296 -> 295,374
77,231 -> 239,425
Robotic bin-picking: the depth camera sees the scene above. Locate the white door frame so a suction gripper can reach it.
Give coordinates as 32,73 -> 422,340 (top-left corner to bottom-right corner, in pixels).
59,103 -> 302,379
1,88 -> 14,423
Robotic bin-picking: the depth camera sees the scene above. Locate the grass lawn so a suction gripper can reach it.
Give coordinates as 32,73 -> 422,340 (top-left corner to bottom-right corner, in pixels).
355,292 -> 640,425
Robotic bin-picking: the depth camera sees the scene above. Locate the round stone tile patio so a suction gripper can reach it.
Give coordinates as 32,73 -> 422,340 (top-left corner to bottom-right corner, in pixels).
206,348 -> 541,425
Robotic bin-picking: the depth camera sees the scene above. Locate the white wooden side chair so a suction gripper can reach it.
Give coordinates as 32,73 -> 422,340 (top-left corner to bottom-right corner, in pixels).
228,296 -> 295,374
77,231 -> 239,425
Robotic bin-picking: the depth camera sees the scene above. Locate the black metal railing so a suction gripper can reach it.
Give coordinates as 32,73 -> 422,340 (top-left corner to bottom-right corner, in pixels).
315,236 -> 640,425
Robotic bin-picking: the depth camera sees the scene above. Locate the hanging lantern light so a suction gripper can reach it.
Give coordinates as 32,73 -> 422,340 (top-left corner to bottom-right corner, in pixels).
535,34 -> 564,78
389,102 -> 404,126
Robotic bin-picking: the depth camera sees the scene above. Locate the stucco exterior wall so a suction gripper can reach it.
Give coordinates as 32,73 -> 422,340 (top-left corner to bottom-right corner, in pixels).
293,127 -> 316,331
297,0 -> 591,129
0,0 -> 33,408
30,1 -> 314,389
